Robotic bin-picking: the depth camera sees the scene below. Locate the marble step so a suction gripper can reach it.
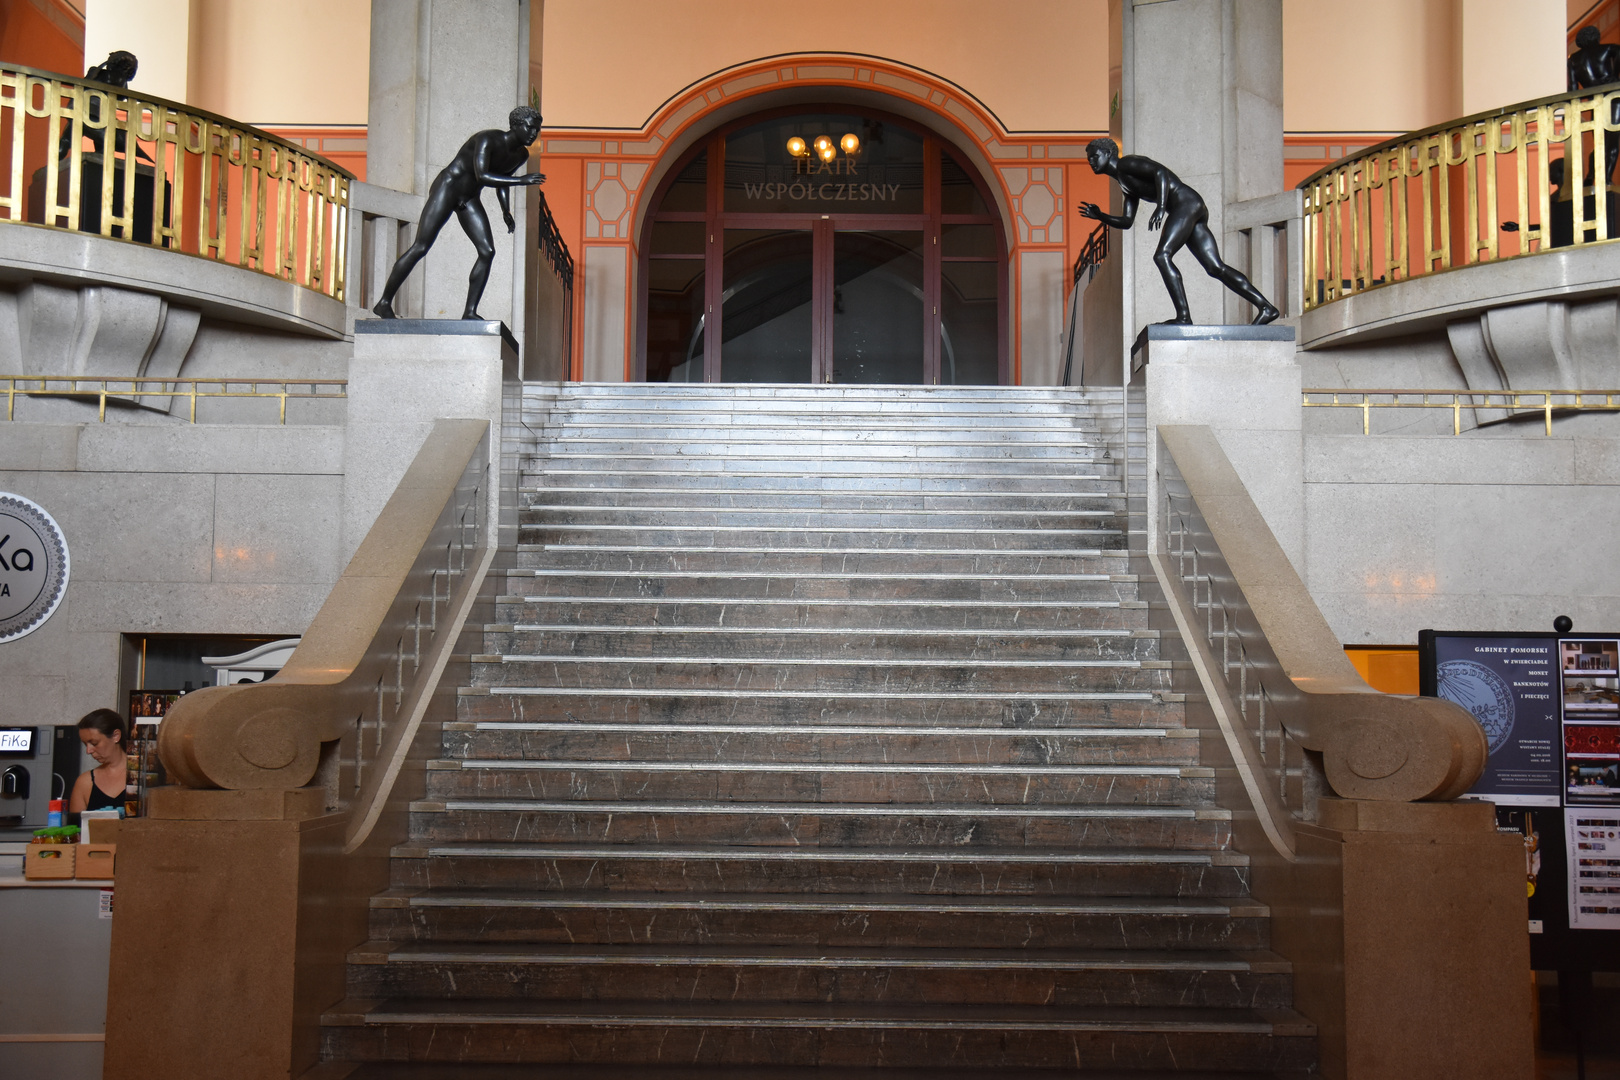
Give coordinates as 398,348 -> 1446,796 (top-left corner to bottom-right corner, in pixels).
504,546 -> 1134,575
387,843 -> 1248,896
319,999 -> 1314,1071
454,687 -> 1183,729
476,627 -> 1163,662
541,423 -> 1107,442
521,524 -> 1126,550
525,471 -> 1122,493
525,458 -> 1121,479
345,941 -> 1290,1008
464,661 -> 1171,696
497,570 -> 1141,601
539,414 -> 1104,432
492,595 -> 1153,628
368,890 -> 1269,950
528,437 -> 1114,459
440,720 -> 1194,764
407,800 -> 1228,849
522,488 -> 1125,511
331,1064 -> 1306,1080
467,655 -> 1171,693
423,759 -> 1211,806
521,507 -> 1125,531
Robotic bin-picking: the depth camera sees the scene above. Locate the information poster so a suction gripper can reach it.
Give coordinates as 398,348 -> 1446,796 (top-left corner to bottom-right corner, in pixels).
1421,632 -> 1562,805
1566,809 -> 1620,930
1560,638 -> 1620,806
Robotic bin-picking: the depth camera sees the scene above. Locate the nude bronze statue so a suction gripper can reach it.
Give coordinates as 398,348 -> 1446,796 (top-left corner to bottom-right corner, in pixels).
1078,137 -> 1278,326
1569,25 -> 1620,185
372,106 -> 545,321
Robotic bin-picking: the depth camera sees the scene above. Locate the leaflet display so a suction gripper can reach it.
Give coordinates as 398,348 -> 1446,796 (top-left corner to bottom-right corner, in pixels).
1561,638 -> 1620,806
1567,809 -> 1620,930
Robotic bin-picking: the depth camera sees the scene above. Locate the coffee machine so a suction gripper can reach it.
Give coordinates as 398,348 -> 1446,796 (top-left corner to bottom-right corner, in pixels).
0,727 -> 79,833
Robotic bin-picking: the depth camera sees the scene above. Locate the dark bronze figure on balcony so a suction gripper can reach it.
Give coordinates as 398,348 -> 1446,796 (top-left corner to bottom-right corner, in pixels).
1569,25 -> 1620,184
59,50 -> 139,160
372,106 -> 546,321
1079,138 -> 1278,326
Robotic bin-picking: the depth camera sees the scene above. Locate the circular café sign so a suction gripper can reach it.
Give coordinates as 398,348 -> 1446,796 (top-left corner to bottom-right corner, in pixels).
0,493 -> 69,643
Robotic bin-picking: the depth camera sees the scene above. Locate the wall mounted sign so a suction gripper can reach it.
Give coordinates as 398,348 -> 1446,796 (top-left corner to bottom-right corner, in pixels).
0,493 -> 69,643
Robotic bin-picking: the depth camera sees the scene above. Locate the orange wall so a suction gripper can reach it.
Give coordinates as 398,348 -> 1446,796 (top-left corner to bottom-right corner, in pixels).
1346,647 -> 1421,695
541,0 -> 1111,134
0,0 -> 83,76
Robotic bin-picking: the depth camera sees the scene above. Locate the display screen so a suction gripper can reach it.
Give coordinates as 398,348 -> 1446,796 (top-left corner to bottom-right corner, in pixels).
0,728 -> 33,754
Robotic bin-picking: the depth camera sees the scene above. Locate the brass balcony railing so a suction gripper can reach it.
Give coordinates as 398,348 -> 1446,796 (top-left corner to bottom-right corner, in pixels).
1300,84 -> 1620,311
1,376 -> 347,423
0,64 -> 352,301
1302,388 -> 1620,434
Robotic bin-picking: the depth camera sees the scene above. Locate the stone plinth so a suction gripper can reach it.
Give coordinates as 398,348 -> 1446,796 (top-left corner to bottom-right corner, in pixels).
345,320 -> 516,562
1140,325 -> 1302,573
1264,798 -> 1535,1080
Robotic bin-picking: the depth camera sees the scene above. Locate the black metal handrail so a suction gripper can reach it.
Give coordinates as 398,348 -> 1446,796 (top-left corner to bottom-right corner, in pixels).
1073,222 -> 1109,285
536,189 -> 574,292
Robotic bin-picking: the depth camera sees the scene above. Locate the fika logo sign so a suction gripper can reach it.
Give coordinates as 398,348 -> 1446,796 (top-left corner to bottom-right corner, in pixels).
0,493 -> 69,644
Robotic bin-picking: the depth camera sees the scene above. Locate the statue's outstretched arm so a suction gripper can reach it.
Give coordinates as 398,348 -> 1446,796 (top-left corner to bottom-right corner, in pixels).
1080,193 -> 1137,230
472,138 -> 544,189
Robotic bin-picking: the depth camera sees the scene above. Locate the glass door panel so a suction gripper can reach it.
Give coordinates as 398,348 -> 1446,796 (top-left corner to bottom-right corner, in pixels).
940,260 -> 1000,385
721,229 -> 814,382
645,258 -> 706,382
831,230 -> 924,384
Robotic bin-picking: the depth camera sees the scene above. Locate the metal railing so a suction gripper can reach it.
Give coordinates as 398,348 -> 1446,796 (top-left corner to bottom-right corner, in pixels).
536,188 -> 574,293
1,376 -> 346,423
1300,83 -> 1620,311
0,64 -> 352,301
1303,388 -> 1620,434
158,420 -> 490,852
1071,221 -> 1108,286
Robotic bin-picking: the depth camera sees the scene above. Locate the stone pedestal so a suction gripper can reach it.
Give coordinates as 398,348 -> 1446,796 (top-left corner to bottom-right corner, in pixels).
103,788 -> 365,1080
1139,325 -> 1302,572
345,320 -> 516,563
1263,798 -> 1535,1080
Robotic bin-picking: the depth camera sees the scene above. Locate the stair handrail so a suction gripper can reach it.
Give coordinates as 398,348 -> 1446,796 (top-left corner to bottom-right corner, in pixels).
1149,425 -> 1487,857
158,418 -> 494,851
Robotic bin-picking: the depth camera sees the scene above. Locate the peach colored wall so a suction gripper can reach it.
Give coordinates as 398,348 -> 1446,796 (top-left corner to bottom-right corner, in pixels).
188,0 -> 369,124
539,0 -> 1112,133
1284,0 -> 1566,134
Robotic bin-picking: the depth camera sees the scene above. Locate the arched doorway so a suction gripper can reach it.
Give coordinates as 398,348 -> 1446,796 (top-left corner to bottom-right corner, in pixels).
636,106 -> 1007,385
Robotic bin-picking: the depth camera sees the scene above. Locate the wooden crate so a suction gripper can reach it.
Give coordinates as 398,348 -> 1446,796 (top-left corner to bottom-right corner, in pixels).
75,843 -> 116,880
24,845 -> 75,879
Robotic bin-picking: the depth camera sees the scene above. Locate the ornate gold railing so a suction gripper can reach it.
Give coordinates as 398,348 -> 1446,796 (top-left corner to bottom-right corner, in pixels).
1302,388 -> 1620,434
1300,84 -> 1620,311
1,376 -> 347,422
0,64 -> 351,301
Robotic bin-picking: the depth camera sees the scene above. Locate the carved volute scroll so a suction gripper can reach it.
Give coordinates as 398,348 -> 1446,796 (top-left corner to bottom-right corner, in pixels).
159,420 -> 490,805
1153,425 -> 1487,815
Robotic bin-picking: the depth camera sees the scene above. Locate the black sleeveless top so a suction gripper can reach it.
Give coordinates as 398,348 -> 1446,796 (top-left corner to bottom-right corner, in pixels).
84,776 -> 124,812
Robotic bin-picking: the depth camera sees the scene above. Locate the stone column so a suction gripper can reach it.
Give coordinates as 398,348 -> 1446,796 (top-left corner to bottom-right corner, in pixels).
366,0 -> 533,327
1115,0 -> 1283,337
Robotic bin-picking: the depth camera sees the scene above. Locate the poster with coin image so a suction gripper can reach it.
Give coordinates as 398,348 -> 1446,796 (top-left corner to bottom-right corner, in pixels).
1420,631 -> 1562,806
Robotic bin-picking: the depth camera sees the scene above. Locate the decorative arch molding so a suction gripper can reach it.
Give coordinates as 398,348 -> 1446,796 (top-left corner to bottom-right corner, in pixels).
540,53 -> 1104,383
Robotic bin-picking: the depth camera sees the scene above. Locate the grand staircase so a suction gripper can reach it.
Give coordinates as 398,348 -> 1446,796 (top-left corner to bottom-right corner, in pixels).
320,383 -> 1317,1077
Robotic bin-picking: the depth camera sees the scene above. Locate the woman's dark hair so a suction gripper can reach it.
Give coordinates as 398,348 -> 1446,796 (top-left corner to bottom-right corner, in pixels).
77,708 -> 127,746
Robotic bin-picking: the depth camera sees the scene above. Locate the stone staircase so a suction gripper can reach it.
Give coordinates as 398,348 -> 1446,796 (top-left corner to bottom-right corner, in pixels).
320,383 -> 1317,1077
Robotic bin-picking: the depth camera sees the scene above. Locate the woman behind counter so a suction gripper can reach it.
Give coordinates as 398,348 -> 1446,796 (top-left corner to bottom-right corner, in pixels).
68,708 -> 129,814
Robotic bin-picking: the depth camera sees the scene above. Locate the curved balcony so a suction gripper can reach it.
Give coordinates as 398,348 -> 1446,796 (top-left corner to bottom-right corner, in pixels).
1298,84 -> 1620,350
0,64 -> 352,337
